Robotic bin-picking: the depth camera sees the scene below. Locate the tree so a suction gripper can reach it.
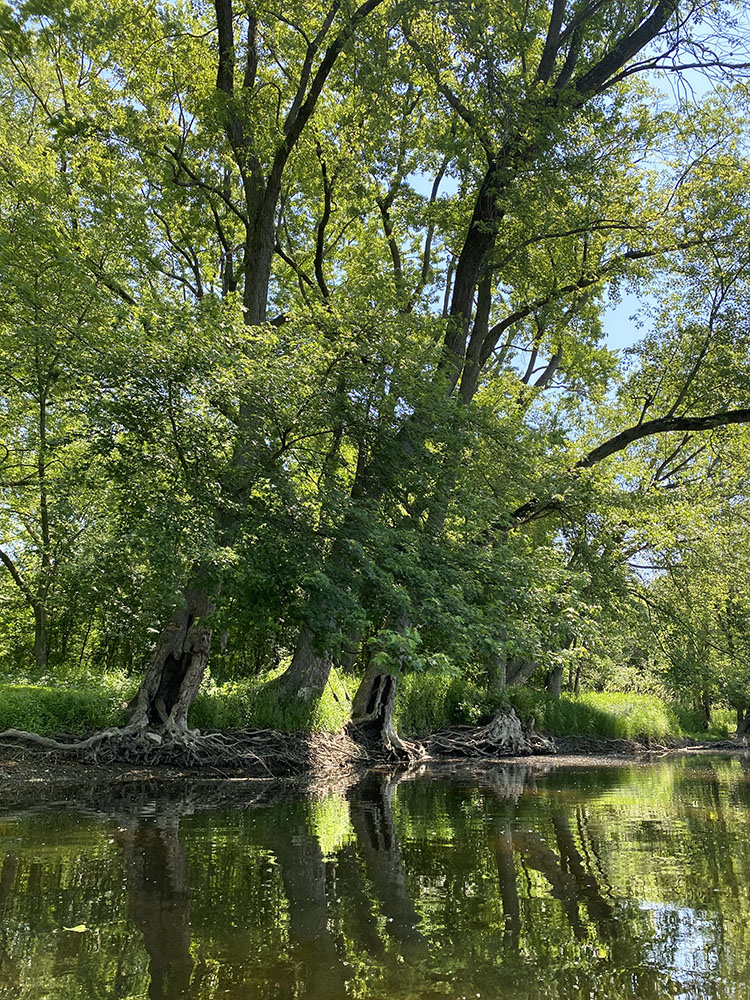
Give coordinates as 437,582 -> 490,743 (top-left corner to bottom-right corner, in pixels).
277,0 -> 750,702
3,0 -> 750,743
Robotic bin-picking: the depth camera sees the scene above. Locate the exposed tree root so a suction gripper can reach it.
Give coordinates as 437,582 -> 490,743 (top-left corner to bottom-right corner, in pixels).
346,672 -> 427,762
426,708 -> 556,759
0,708 -> 552,778
0,723 -> 368,777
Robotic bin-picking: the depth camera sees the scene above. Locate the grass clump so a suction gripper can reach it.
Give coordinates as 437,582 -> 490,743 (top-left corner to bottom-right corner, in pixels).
394,674 -> 492,736
188,668 -> 357,733
505,689 -> 683,741
0,683 -> 127,736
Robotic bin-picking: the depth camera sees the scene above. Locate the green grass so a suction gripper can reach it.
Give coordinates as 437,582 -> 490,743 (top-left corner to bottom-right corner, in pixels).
504,689 -> 681,741
0,672 -> 736,742
393,673 -> 489,735
189,668 -> 357,733
0,683 -> 128,736
392,677 -> 734,742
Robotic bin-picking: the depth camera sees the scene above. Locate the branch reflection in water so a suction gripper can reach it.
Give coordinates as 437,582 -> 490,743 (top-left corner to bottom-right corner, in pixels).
0,758 -> 749,999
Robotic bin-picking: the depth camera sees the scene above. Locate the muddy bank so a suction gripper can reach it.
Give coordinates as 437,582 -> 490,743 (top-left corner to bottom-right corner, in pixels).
0,724 -> 746,814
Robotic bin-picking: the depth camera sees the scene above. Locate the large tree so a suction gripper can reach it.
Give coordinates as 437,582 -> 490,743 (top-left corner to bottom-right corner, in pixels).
3,0 -> 750,740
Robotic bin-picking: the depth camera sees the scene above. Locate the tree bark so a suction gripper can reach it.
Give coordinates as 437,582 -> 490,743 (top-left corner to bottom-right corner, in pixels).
348,671 -> 424,758
736,706 -> 750,736
128,583 -> 214,731
33,603 -> 48,671
276,626 -> 332,702
506,656 -> 539,686
546,663 -> 565,698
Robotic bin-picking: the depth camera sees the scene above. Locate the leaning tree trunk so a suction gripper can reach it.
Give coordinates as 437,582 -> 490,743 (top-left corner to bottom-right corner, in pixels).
506,655 -> 539,686
273,626 -> 332,703
128,584 -> 215,733
736,706 -> 750,736
348,669 -> 424,759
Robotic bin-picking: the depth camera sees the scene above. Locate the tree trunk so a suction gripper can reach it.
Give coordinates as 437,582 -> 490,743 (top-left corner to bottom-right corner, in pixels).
546,662 -> 564,698
274,625 -> 332,703
348,671 -> 423,758
128,583 -> 214,732
490,652 -> 506,692
736,706 -> 750,736
33,603 -> 48,670
506,656 -> 538,686
699,689 -> 712,731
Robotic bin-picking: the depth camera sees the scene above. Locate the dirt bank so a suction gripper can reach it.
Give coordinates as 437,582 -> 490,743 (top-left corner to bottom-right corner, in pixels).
0,726 -> 745,814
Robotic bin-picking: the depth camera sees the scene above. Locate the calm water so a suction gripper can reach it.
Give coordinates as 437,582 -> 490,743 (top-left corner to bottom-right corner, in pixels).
1,758 -> 750,999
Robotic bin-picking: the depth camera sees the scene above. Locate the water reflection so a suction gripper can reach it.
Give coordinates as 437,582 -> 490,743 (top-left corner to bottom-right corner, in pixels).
1,758 -> 750,999
120,816 -> 193,999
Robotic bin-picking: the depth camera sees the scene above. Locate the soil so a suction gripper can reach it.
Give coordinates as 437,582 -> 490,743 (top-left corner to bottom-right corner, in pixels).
0,728 -> 746,813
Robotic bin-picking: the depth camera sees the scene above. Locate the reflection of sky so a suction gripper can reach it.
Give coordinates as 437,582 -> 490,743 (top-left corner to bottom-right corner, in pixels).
640,901 -> 722,1000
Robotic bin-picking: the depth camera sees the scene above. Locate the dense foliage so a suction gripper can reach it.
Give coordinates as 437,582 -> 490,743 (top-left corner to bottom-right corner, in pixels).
1,0 -> 750,730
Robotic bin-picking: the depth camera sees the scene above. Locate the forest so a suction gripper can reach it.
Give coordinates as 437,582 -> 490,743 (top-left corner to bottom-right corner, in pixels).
2,0 -> 750,748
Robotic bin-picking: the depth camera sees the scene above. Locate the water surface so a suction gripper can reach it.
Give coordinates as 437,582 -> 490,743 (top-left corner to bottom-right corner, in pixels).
1,757 -> 750,999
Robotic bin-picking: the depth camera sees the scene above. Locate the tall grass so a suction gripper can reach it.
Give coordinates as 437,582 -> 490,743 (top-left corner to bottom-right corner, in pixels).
0,672 -> 734,741
505,689 -> 681,741
0,684 -> 128,736
189,668 -> 357,732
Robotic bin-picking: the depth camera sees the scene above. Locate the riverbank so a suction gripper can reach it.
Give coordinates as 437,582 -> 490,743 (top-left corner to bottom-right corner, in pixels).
0,723 -> 745,814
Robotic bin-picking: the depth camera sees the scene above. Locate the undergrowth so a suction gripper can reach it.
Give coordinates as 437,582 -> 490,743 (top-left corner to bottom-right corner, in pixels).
0,671 -> 734,741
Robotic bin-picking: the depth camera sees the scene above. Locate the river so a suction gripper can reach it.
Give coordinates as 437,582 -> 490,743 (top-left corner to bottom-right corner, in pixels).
0,756 -> 749,999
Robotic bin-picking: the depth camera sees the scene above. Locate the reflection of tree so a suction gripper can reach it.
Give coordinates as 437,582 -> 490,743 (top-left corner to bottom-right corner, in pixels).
266,806 -> 348,1000
513,825 -> 587,939
0,853 -> 18,979
349,774 -> 427,959
491,820 -> 520,953
120,815 -> 193,1000
552,810 -> 616,936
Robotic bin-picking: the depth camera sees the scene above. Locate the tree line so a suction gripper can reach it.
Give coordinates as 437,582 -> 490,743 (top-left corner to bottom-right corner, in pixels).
1,0 -> 750,732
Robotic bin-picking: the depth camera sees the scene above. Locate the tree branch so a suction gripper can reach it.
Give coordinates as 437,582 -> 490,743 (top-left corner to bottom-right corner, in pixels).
577,408 -> 750,469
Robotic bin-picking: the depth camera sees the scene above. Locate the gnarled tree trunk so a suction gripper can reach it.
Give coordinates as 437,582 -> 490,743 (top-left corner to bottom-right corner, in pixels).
348,669 -> 424,758
128,584 -> 215,733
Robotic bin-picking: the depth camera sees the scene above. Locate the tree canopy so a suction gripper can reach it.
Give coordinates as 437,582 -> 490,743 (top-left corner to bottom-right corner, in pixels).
1,0 -> 750,733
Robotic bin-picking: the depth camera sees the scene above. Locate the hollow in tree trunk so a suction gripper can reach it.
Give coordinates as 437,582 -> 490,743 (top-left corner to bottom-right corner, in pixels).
348,669 -> 424,759
128,584 -> 215,733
